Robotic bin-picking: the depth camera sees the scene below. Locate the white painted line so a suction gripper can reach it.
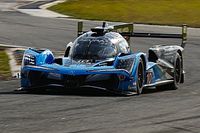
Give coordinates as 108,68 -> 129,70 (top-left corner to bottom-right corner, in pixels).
5,49 -> 21,77
0,44 -> 26,78
40,0 -> 66,9
0,44 -> 28,48
16,0 -> 70,18
17,9 -> 68,18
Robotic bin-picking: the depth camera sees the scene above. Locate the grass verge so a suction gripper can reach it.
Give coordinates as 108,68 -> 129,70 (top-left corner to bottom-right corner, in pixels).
0,50 -> 11,80
49,0 -> 200,27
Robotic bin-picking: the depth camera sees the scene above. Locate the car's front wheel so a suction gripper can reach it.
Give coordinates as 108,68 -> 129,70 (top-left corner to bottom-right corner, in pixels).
136,59 -> 145,95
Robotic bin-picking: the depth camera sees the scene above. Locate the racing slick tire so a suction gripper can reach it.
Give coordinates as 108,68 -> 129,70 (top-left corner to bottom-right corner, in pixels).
136,59 -> 145,95
169,53 -> 182,90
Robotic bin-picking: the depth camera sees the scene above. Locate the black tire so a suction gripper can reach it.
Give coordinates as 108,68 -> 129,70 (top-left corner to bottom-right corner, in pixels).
156,53 -> 182,90
136,59 -> 145,95
169,53 -> 182,90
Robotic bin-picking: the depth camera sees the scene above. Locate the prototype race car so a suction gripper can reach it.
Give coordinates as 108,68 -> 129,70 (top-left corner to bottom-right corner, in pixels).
20,22 -> 187,95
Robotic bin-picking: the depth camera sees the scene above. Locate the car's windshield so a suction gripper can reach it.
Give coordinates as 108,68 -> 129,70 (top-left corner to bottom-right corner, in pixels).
71,37 -> 117,60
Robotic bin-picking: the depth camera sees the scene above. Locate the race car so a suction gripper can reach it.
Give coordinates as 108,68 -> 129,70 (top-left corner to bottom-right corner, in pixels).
20,22 -> 187,95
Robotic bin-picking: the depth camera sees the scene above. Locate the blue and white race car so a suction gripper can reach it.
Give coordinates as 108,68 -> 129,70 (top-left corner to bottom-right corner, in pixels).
20,22 -> 187,95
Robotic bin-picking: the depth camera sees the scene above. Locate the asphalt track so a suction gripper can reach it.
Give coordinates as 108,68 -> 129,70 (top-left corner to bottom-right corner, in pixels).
0,3 -> 200,133
18,0 -> 55,9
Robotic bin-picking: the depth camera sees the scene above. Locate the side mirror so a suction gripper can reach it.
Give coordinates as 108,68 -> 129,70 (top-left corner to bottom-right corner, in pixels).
64,42 -> 73,57
64,47 -> 71,57
66,42 -> 73,48
117,53 -> 129,57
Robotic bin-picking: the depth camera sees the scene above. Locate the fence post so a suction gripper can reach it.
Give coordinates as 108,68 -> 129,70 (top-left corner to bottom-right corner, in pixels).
77,21 -> 83,37
181,24 -> 187,48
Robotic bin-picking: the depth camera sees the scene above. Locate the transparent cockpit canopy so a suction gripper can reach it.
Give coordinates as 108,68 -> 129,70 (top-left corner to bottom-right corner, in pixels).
71,36 -> 117,60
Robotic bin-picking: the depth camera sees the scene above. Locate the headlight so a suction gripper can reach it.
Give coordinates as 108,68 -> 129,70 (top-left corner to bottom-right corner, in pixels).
23,54 -> 36,66
115,58 -> 134,72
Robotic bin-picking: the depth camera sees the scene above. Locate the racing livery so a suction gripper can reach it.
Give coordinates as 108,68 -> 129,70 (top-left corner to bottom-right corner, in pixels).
20,22 -> 187,95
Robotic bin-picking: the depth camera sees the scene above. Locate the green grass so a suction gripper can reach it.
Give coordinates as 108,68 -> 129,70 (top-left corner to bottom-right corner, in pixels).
49,0 -> 200,27
0,50 -> 11,80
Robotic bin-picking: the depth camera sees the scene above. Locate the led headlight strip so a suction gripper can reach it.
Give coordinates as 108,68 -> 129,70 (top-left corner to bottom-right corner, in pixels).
116,58 -> 134,73
24,54 -> 36,65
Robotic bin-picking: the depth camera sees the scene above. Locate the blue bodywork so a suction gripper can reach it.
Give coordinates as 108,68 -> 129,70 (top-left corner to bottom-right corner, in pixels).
20,23 -> 182,95
20,47 -> 173,95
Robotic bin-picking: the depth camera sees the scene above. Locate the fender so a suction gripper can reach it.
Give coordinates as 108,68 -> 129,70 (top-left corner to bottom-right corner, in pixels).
22,48 -> 54,66
113,52 -> 147,80
131,52 -> 147,78
149,45 -> 183,65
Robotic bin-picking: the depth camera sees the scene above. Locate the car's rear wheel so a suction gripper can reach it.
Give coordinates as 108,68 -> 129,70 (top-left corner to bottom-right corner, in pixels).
169,53 -> 182,90
136,59 -> 145,95
156,53 -> 182,90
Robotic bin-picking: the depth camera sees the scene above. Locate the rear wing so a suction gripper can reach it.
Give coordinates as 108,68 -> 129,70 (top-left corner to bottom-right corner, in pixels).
77,22 -> 187,48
